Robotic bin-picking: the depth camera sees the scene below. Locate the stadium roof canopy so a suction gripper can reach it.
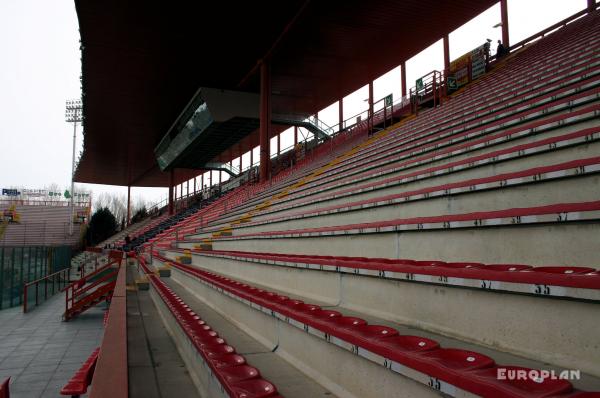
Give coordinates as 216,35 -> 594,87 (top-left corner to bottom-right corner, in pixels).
74,0 -> 496,187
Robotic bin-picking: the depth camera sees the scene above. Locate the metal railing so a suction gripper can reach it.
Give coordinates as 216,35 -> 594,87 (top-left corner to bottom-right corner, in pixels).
204,162 -> 241,176
273,113 -> 336,140
23,266 -> 71,313
410,70 -> 444,115
64,258 -> 120,320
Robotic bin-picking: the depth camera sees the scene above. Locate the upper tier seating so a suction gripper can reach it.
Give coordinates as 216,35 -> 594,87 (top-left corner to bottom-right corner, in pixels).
143,8 -> 600,398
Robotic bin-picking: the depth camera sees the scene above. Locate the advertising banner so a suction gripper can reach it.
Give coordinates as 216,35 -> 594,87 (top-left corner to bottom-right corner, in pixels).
448,42 -> 489,93
1,189 -> 20,196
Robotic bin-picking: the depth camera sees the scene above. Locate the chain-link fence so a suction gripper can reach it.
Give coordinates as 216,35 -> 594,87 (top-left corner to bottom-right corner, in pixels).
0,246 -> 72,310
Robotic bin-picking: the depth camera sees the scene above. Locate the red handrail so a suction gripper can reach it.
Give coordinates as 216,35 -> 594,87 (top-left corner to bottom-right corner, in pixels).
70,258 -> 118,288
23,267 -> 71,313
65,281 -> 117,320
72,269 -> 119,300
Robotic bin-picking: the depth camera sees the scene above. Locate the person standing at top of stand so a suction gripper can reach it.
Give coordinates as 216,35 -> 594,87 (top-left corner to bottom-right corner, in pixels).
496,40 -> 507,58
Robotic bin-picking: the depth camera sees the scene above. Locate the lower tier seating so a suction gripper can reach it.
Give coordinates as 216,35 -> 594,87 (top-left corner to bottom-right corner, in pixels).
150,253 -> 600,398
138,256 -> 281,398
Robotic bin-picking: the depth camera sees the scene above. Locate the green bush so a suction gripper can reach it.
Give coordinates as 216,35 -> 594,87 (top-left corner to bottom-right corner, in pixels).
87,207 -> 117,245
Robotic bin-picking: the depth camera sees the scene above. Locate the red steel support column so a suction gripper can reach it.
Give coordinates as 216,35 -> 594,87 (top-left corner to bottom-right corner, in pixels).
294,126 -> 298,146
250,147 -> 254,167
443,34 -> 450,72
126,185 -> 131,225
368,81 -> 374,133
500,0 -> 509,47
401,62 -> 407,98
239,144 -> 243,172
589,0 -> 596,12
193,175 -> 196,195
219,171 -> 222,185
186,179 -> 189,197
201,173 -> 204,191
368,81 -> 374,115
168,170 -> 174,215
277,134 -> 280,157
338,99 -> 344,131
259,59 -> 271,183
209,171 -> 212,187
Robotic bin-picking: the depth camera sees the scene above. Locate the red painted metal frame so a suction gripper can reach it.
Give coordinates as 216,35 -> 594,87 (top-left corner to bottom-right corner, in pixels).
260,59 -> 272,183
169,169 -> 174,215
500,0 -> 509,47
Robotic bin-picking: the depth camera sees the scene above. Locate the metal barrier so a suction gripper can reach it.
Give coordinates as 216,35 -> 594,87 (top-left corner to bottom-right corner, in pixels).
23,267 -> 71,313
63,259 -> 119,321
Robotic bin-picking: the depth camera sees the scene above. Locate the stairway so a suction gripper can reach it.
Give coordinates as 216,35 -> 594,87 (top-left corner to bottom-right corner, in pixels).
273,113 -> 335,141
204,161 -> 241,177
63,258 -> 120,321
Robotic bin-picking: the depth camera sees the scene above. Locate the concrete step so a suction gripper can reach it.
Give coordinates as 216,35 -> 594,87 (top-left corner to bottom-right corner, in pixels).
183,220 -> 600,268
212,174 -> 599,236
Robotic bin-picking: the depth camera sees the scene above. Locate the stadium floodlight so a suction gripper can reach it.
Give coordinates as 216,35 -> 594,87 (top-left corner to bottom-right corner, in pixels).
65,99 -> 83,236
65,99 -> 83,122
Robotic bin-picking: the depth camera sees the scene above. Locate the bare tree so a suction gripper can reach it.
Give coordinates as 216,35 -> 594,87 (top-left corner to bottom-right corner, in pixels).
94,192 -> 127,225
132,196 -> 148,215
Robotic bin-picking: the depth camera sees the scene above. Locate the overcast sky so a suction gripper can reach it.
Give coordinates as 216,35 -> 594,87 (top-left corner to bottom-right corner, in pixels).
0,0 -> 586,206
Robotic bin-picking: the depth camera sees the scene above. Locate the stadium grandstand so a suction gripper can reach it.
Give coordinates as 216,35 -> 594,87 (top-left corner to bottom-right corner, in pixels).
0,189 -> 90,247
1,1 -> 600,398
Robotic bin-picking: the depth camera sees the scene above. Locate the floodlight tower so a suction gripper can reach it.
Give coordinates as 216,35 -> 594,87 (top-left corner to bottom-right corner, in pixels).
65,99 -> 83,236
